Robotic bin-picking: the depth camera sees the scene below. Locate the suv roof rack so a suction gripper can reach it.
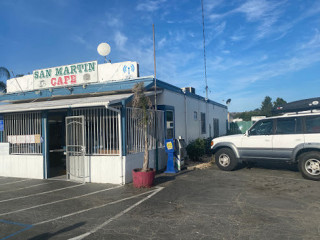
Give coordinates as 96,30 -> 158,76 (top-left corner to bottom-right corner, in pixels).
273,97 -> 320,114
282,110 -> 320,116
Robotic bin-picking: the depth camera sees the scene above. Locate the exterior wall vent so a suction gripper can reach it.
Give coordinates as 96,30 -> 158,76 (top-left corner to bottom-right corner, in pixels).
182,87 -> 195,94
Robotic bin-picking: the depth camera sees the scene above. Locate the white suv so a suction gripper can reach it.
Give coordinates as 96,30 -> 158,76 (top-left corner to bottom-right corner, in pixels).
211,112 -> 320,181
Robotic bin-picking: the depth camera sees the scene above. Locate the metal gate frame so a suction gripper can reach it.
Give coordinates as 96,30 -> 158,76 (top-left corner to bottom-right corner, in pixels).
65,115 -> 88,183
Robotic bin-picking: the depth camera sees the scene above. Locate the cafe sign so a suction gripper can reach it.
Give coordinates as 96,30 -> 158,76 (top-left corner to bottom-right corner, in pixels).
33,60 -> 98,89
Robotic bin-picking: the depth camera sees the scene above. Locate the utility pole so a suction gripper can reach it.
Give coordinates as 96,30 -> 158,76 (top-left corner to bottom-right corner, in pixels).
153,24 -> 159,171
153,24 -> 157,110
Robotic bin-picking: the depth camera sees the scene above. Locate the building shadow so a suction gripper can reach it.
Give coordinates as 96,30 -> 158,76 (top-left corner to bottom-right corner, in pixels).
28,222 -> 86,240
154,169 -> 193,185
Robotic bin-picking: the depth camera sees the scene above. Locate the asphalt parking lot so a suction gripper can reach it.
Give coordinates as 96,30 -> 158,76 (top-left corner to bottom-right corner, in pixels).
1,161 -> 320,240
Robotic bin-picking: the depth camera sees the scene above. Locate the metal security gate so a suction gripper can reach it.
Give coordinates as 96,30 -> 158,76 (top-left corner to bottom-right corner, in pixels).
66,116 -> 88,183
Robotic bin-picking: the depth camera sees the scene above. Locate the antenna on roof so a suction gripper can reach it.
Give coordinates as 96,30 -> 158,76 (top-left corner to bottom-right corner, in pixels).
201,0 -> 208,100
97,43 -> 111,63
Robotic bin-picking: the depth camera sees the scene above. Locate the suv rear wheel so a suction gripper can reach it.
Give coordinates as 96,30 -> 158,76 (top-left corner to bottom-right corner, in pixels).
298,151 -> 320,181
215,148 -> 238,171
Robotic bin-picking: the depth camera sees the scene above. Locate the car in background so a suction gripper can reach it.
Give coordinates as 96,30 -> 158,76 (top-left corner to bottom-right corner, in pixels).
211,112 -> 320,181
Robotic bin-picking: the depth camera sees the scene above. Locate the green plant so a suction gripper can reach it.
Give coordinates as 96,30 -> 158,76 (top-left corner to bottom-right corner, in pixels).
186,138 -> 206,161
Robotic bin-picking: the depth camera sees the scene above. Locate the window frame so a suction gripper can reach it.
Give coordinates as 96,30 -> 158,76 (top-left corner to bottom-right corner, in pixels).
249,119 -> 274,136
274,117 -> 303,135
304,115 -> 320,134
201,112 -> 206,134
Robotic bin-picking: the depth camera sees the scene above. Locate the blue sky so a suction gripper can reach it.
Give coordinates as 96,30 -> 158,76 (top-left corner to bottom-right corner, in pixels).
1,0 -> 320,112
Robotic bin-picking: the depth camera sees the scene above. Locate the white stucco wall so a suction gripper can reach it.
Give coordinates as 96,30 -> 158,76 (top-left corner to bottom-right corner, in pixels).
72,148 -> 166,184
84,155 -> 123,184
0,143 -> 44,179
157,89 -> 228,143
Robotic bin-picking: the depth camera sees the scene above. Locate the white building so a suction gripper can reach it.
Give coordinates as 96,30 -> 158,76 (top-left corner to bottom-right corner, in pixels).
0,60 -> 227,184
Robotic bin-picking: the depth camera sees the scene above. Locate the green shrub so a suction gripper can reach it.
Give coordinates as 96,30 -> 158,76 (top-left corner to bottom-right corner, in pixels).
186,138 -> 207,161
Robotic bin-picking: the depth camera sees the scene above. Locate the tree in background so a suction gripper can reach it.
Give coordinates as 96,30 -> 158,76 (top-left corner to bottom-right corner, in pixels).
260,96 -> 273,117
0,67 -> 10,92
233,109 -> 260,121
234,96 -> 287,120
273,97 -> 287,108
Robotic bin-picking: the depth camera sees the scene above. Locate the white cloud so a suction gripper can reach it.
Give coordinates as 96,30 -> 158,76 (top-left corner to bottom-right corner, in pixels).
71,35 -> 93,50
260,55 -> 268,61
237,0 -> 272,21
158,37 -> 167,49
213,21 -> 227,37
188,31 -> 195,38
210,50 -> 320,99
204,0 -> 223,12
208,0 -> 286,40
301,29 -> 320,50
114,31 -> 128,51
106,16 -> 122,27
230,34 -> 245,42
136,0 -> 166,12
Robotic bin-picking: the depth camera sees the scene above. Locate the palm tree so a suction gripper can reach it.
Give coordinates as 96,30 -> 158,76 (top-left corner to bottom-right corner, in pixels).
0,67 -> 10,92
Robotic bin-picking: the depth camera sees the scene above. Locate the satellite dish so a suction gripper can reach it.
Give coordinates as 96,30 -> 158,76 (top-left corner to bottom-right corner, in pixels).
97,43 -> 111,57
226,98 -> 231,105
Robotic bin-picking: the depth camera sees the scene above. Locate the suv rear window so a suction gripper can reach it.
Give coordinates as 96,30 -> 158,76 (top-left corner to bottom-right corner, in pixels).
305,115 -> 320,133
275,117 -> 302,134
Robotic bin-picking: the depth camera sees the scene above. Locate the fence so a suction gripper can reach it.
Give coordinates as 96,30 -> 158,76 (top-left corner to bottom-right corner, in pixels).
126,107 -> 164,154
72,107 -> 120,155
2,112 -> 42,154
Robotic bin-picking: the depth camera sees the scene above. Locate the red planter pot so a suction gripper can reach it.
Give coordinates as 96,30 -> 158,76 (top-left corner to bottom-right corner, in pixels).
132,168 -> 155,188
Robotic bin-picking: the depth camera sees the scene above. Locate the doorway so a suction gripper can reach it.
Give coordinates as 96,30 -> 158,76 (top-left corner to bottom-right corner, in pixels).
48,111 -> 67,178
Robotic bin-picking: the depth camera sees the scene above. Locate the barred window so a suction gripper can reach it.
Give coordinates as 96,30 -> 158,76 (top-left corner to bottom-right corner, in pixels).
3,112 -> 42,154
72,107 -> 120,155
126,107 -> 165,154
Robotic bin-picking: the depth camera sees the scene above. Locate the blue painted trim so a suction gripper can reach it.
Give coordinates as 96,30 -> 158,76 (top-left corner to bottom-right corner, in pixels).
0,219 -> 33,240
121,100 -> 126,156
0,77 -> 226,110
0,78 -> 154,102
41,111 -> 48,179
157,105 -> 175,139
156,80 -> 227,109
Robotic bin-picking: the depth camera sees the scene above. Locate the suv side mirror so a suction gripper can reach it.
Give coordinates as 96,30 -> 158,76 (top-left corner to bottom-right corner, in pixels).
245,130 -> 249,136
